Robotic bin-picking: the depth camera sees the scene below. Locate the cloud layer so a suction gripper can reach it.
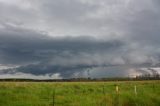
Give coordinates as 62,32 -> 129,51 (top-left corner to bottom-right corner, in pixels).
0,0 -> 160,78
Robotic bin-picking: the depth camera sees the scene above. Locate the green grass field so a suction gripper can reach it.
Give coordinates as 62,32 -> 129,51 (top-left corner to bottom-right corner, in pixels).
0,81 -> 159,106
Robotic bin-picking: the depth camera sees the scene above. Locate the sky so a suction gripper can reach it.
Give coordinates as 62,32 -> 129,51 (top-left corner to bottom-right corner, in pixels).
0,0 -> 160,79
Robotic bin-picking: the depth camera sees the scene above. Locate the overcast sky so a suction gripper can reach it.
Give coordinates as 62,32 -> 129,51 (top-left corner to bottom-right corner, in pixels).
0,0 -> 160,79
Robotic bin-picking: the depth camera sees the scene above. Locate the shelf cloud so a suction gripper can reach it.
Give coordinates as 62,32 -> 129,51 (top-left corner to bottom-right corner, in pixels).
0,0 -> 160,78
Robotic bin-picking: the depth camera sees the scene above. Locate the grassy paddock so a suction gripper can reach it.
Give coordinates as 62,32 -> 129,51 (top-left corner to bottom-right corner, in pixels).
0,80 -> 159,106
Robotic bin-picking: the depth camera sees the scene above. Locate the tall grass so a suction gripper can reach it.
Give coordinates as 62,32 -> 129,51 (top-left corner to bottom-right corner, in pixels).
0,81 -> 159,106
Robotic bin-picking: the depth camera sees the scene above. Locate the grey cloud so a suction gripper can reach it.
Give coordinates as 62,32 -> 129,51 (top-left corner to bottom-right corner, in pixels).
0,24 -> 129,78
0,24 -> 125,64
0,0 -> 160,78
0,23 -> 159,78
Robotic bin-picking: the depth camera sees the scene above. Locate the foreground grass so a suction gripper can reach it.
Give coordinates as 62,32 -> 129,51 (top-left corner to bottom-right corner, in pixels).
0,81 -> 159,106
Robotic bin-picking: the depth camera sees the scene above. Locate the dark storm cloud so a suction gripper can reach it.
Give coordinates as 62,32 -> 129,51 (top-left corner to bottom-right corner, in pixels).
0,24 -> 124,65
0,0 -> 160,78
0,62 -> 90,78
0,24 -> 127,78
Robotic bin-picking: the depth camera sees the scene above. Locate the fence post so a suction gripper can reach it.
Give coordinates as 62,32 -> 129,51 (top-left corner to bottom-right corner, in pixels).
102,85 -> 105,95
114,85 -> 119,106
134,85 -> 137,96
116,85 -> 119,94
53,89 -> 55,106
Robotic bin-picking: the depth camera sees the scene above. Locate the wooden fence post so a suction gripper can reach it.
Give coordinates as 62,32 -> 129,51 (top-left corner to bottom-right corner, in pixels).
53,89 -> 55,106
116,85 -> 119,94
134,85 -> 137,95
